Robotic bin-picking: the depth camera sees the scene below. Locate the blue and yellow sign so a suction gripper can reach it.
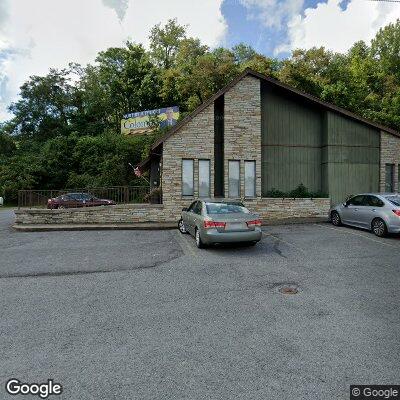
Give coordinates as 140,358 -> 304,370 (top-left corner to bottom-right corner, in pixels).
121,106 -> 179,135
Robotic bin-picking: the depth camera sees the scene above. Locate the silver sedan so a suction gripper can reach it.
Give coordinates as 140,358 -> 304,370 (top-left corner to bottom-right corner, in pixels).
178,200 -> 262,248
330,193 -> 400,237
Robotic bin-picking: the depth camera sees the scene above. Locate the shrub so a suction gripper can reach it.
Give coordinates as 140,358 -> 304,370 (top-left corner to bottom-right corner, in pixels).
265,183 -> 328,198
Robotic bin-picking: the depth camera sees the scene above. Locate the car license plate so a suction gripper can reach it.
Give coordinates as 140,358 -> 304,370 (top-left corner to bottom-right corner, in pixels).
227,222 -> 244,230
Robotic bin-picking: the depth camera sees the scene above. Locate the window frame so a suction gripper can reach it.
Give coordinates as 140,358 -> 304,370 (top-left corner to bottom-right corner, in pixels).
228,160 -> 241,198
244,160 -> 256,198
181,159 -> 194,197
385,163 -> 395,193
198,159 -> 211,198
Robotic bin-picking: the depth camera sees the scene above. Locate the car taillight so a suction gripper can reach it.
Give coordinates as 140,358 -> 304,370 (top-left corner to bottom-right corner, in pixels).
204,220 -> 226,229
393,210 -> 400,217
247,219 -> 262,227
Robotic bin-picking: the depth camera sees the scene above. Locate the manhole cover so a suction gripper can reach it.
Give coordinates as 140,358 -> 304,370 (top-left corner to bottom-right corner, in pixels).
278,285 -> 299,295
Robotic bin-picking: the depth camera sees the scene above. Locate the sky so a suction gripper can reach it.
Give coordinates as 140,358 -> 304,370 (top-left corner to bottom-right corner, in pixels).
0,0 -> 399,120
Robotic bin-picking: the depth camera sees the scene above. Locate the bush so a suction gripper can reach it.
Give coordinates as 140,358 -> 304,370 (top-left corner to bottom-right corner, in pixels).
265,183 -> 328,198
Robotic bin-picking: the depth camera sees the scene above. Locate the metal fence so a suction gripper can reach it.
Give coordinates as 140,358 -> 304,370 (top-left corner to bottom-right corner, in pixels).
18,186 -> 152,209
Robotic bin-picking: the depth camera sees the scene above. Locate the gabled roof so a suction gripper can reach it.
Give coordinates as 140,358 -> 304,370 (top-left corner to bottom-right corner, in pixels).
138,68 -> 399,169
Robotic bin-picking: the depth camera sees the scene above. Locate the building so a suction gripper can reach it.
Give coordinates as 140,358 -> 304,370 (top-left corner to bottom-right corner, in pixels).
15,69 -> 400,227
137,69 -> 399,221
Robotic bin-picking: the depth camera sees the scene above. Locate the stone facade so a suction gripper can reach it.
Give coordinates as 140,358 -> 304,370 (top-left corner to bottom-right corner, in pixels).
380,131 -> 400,192
224,75 -> 262,198
15,198 -> 331,225
15,204 -> 167,225
162,102 -> 215,201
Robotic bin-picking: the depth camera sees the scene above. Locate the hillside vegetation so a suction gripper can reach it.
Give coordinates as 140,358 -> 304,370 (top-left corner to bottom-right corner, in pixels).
1,19 -> 400,203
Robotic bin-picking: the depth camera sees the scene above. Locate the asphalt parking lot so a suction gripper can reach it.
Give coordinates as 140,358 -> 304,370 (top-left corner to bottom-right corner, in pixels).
1,209 -> 399,399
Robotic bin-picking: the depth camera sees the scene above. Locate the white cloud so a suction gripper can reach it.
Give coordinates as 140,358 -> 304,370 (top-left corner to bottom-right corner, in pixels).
275,0 -> 400,54
0,0 -> 227,120
240,0 -> 305,29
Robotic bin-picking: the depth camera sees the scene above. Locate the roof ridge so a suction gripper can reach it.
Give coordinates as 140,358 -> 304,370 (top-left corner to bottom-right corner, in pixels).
138,68 -> 399,169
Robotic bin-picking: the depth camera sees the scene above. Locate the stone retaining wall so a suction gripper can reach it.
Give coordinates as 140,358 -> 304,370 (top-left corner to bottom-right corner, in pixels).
14,198 -> 330,225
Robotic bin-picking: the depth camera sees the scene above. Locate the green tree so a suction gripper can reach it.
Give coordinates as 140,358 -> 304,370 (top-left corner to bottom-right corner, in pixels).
232,43 -> 257,64
9,67 -> 79,141
371,19 -> 400,80
149,18 -> 187,69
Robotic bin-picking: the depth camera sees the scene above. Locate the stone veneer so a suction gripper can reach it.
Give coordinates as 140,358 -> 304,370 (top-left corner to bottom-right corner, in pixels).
380,131 -> 400,192
224,75 -> 262,197
15,198 -> 331,225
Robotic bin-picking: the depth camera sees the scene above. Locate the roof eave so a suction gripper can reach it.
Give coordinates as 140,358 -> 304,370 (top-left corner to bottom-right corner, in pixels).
149,67 -> 399,152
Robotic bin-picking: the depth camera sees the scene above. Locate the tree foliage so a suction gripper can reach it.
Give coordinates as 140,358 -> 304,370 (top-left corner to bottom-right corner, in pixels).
1,19 -> 400,203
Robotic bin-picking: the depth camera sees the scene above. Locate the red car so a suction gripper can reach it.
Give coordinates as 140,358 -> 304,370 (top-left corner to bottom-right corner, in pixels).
47,193 -> 116,209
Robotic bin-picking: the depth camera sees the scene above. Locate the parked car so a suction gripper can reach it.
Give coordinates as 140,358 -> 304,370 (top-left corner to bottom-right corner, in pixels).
0,196 -> 3,206
330,193 -> 400,237
178,200 -> 262,248
47,193 -> 116,209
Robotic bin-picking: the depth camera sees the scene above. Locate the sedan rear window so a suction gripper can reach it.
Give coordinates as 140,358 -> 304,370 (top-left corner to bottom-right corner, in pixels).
385,195 -> 400,206
205,202 -> 250,214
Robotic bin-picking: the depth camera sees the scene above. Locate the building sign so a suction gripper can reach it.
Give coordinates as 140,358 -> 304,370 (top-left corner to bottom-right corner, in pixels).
121,106 -> 179,135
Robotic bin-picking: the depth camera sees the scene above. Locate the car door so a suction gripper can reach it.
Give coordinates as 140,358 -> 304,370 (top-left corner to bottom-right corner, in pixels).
341,195 -> 366,227
362,195 -> 385,228
184,201 -> 197,235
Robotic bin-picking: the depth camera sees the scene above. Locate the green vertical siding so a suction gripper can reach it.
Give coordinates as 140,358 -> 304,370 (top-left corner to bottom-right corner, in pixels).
260,82 -> 380,204
261,83 -> 323,195
325,112 -> 380,204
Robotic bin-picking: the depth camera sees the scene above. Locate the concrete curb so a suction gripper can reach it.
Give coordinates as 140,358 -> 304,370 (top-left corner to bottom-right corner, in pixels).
12,217 -> 329,232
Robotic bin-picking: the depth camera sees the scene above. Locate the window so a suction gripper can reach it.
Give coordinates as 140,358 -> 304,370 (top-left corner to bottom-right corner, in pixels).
244,161 -> 256,198
199,160 -> 211,198
385,195 -> 400,207
205,202 -> 249,215
187,201 -> 197,212
385,164 -> 395,193
182,159 -> 194,196
228,160 -> 240,198
193,201 -> 202,215
365,195 -> 384,207
347,195 -> 366,206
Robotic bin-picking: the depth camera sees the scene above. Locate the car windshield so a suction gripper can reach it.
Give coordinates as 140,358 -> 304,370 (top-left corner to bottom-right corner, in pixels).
385,195 -> 400,207
205,202 -> 250,214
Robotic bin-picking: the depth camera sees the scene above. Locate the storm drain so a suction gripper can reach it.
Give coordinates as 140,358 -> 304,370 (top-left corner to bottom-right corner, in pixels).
278,284 -> 299,295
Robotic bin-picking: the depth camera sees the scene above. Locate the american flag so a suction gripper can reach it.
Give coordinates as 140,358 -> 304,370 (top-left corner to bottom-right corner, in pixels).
134,166 -> 142,177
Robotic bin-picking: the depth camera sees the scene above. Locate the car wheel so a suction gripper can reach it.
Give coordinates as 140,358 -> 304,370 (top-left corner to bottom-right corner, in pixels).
371,218 -> 387,237
58,205 -> 66,209
331,211 -> 342,226
178,218 -> 187,234
195,228 -> 205,249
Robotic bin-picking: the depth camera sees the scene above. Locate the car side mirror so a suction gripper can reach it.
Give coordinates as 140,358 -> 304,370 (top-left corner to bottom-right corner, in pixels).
343,202 -> 348,207
182,207 -> 188,212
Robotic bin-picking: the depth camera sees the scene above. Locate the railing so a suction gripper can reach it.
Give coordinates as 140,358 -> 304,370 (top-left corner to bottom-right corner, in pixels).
18,186 -> 154,209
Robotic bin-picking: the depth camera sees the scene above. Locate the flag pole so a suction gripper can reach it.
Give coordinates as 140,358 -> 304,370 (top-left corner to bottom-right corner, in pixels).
128,163 -> 149,184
